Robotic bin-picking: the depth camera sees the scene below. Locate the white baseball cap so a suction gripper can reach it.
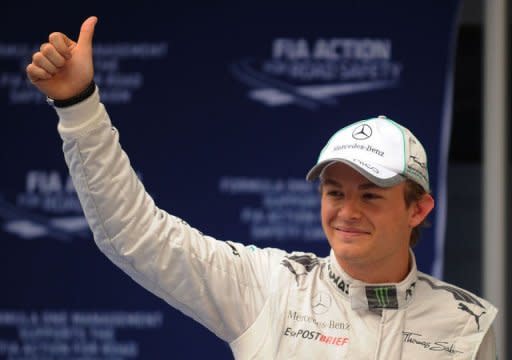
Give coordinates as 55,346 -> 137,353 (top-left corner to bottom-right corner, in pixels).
306,116 -> 430,192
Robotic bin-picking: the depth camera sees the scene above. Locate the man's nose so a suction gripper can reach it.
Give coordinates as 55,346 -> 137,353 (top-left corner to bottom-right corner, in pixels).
337,197 -> 362,221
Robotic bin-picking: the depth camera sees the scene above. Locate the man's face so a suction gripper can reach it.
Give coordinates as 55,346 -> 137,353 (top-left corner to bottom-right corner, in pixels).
320,162 -> 433,280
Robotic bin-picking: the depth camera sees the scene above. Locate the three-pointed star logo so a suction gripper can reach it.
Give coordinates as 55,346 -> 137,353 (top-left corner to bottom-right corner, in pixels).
352,124 -> 373,140
312,292 -> 332,314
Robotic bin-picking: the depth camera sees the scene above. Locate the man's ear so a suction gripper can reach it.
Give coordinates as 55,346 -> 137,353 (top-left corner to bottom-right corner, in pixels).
409,193 -> 435,228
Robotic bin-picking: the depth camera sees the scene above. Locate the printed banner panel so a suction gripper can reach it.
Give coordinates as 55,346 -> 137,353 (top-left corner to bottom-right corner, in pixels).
0,2 -> 459,358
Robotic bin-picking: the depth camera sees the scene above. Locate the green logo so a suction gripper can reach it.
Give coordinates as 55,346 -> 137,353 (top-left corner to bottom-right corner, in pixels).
374,287 -> 390,307
365,285 -> 398,309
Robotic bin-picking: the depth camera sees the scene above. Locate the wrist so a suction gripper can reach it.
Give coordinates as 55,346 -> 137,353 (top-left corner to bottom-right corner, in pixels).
47,81 -> 96,108
55,84 -> 103,140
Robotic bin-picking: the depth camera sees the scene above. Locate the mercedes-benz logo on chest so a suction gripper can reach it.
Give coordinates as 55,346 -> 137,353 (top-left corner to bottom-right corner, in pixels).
312,292 -> 332,314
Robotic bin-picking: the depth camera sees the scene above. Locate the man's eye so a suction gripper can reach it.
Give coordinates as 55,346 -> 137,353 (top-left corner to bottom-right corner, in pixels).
362,193 -> 381,200
327,190 -> 343,197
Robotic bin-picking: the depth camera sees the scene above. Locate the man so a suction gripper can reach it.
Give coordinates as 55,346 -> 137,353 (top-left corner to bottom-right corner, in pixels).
27,16 -> 497,359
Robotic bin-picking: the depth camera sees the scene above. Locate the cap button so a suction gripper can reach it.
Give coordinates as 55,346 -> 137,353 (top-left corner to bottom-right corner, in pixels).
377,115 -> 387,119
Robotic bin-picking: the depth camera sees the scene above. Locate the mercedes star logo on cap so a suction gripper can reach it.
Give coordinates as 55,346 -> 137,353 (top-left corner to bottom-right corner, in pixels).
352,124 -> 372,140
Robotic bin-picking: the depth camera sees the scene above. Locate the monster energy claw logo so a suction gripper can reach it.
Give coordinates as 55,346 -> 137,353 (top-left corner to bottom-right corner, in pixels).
366,286 -> 398,309
375,287 -> 389,307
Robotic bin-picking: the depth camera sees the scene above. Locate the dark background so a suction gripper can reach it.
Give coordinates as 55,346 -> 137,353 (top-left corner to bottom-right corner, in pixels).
445,1 -> 510,358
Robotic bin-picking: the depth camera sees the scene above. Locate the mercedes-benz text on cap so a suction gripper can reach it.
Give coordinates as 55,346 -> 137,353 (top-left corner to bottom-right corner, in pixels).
306,116 -> 430,192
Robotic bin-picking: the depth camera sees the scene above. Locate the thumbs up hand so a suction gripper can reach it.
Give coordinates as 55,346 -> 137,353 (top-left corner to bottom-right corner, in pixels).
26,16 -> 98,100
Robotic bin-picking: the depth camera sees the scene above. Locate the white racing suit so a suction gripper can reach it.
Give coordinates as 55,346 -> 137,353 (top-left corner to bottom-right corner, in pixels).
55,88 -> 497,359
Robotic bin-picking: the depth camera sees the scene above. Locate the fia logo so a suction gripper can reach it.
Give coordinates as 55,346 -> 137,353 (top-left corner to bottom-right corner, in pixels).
0,170 -> 90,241
231,38 -> 402,110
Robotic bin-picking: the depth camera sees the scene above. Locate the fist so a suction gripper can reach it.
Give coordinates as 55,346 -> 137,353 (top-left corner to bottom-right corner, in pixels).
26,16 -> 98,100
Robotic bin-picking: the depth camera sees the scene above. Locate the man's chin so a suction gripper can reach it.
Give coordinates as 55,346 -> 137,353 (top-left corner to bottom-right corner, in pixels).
333,246 -> 370,264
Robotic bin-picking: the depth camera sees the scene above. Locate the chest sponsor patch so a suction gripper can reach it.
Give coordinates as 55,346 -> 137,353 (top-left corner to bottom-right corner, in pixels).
283,327 -> 349,347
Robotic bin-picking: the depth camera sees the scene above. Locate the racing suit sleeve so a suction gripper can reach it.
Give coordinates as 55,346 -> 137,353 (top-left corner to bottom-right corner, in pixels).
475,326 -> 496,360
55,87 -> 286,343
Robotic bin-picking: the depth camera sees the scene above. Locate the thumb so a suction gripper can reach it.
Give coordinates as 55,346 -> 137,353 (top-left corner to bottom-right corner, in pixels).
77,16 -> 98,49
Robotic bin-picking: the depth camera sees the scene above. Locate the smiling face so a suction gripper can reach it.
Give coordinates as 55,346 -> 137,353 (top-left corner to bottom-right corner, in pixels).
320,162 -> 434,283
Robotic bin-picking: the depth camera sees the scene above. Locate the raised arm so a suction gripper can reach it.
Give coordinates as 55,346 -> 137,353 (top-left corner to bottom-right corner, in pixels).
25,17 -> 284,345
